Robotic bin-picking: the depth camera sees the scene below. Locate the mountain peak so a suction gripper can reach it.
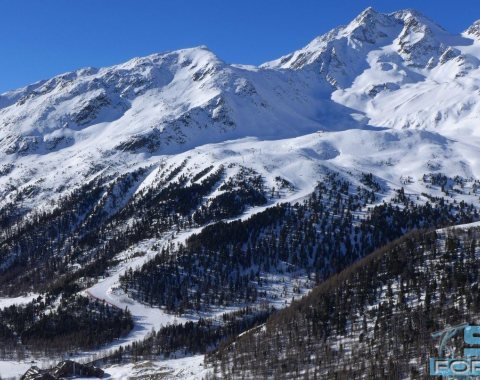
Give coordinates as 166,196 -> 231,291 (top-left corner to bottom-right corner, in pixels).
393,8 -> 425,19
355,6 -> 378,19
348,6 -> 396,29
115,45 -> 220,69
392,8 -> 446,32
465,20 -> 480,38
262,8 -> 449,73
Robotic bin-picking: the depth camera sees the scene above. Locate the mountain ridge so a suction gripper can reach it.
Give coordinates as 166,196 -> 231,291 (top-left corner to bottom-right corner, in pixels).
1,7 -> 479,161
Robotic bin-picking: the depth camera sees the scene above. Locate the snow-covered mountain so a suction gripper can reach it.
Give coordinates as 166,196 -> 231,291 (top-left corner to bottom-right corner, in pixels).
5,8 -> 480,156
0,46 -> 333,156
267,7 -> 480,131
3,7 -> 480,379
1,7 -> 480,212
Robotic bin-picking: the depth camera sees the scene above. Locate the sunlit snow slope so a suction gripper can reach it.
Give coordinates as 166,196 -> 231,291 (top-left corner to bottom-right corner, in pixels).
1,7 -> 480,215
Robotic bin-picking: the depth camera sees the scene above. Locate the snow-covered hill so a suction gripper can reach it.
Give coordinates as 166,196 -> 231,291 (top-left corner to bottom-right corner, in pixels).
0,44 -> 349,158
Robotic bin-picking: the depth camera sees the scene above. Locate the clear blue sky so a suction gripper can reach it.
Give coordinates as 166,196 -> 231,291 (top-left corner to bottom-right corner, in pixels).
0,0 -> 479,93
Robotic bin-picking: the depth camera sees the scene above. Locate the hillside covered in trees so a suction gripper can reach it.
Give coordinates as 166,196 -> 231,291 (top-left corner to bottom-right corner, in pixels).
0,294 -> 132,359
0,168 -> 478,366
120,172 -> 477,313
206,227 -> 480,379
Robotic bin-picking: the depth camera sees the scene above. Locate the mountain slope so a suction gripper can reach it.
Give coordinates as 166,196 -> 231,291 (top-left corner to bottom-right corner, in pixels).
207,225 -> 480,379
1,7 -> 480,217
266,7 -> 480,132
0,46 -> 346,157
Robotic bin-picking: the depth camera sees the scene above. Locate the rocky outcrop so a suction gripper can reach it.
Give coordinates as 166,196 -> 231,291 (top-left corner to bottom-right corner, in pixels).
21,360 -> 104,380
21,367 -> 56,380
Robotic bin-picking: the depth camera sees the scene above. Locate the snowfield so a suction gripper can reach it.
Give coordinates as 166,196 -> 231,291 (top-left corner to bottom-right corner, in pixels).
0,294 -> 39,310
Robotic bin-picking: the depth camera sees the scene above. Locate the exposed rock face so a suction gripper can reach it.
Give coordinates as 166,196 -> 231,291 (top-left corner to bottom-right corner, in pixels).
51,360 -> 104,378
21,367 -> 56,380
21,360 -> 104,380
466,20 -> 480,38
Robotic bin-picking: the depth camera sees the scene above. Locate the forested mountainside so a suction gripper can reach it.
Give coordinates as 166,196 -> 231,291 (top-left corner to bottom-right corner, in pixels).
0,163 -> 266,296
206,227 -> 480,379
100,305 -> 275,365
1,169 -> 477,373
120,173 -> 476,313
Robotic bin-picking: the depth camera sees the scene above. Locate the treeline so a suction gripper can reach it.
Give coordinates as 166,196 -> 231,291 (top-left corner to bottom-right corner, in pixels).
120,172 -> 477,313
0,295 -> 133,358
207,227 -> 480,379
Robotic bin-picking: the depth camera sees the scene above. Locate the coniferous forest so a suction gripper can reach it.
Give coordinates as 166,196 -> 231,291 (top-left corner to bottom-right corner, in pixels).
120,173 -> 477,313
0,294 -> 132,359
206,227 -> 480,379
0,167 -> 477,363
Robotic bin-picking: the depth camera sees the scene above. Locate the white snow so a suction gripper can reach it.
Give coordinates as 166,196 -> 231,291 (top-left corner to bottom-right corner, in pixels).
0,294 -> 39,309
101,355 -> 207,380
